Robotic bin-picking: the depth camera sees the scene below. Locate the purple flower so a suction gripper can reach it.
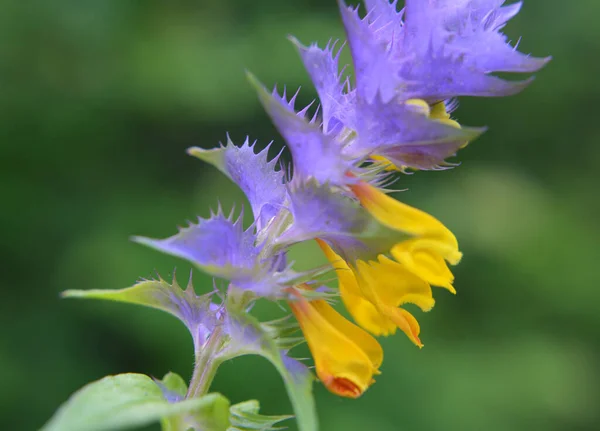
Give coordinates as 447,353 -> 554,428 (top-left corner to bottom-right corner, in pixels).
189,136 -> 286,230
289,37 -> 355,133
134,209 -> 259,276
248,72 -> 354,185
276,180 -> 409,262
133,209 -> 286,296
339,0 -> 551,103
345,96 -> 486,169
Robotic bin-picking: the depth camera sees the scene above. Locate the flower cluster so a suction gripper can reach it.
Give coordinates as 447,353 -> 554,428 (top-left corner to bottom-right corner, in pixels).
136,0 -> 548,399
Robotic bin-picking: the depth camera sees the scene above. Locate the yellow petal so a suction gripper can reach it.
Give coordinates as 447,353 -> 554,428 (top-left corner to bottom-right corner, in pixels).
370,154 -> 403,172
317,239 -> 397,336
353,258 -> 433,346
318,239 -> 433,346
350,181 -> 457,246
391,239 -> 459,293
311,299 -> 383,369
386,306 -> 423,348
429,102 -> 450,121
350,181 -> 462,287
355,257 -> 435,312
289,290 -> 382,398
430,102 -> 465,146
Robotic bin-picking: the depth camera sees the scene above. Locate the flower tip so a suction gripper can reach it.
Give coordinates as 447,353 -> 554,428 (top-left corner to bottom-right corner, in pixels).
287,34 -> 304,49
448,250 -> 463,266
130,235 -> 154,247
324,376 -> 364,399
245,70 -> 262,90
186,146 -> 201,156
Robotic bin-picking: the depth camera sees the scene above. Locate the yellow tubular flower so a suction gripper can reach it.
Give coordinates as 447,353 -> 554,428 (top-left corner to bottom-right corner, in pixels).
429,101 -> 461,129
317,239 -> 433,347
289,289 -> 383,398
350,181 -> 462,293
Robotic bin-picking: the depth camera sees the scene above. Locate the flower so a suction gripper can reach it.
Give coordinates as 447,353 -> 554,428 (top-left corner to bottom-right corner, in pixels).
318,239 -> 433,346
188,136 -> 286,230
132,207 -> 289,297
339,0 -> 551,103
350,180 -> 461,291
283,0 -> 550,172
289,288 -> 383,398
303,178 -> 460,346
131,0 -> 549,405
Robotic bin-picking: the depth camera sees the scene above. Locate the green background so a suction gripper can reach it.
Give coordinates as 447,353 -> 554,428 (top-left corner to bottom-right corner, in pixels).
2,0 -> 599,430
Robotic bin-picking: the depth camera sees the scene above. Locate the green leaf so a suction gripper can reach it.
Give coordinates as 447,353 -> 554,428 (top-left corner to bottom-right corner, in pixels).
219,306 -> 318,431
155,373 -> 231,431
62,275 -> 216,349
42,373 -> 231,431
229,400 -> 292,431
62,275 -> 212,322
159,372 -> 188,398
187,145 -> 226,173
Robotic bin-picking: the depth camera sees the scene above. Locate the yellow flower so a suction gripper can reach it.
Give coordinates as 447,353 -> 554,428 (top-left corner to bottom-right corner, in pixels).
429,101 -> 461,129
317,239 -> 433,347
349,180 -> 461,292
289,288 -> 383,398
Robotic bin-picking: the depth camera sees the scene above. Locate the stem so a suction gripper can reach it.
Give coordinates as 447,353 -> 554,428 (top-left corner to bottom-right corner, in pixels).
186,326 -> 223,398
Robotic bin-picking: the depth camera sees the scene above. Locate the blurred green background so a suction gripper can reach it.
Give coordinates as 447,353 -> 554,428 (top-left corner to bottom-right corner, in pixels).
2,0 -> 599,430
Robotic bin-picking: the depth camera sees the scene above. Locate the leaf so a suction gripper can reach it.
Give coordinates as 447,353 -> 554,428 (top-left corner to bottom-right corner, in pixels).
62,275 -> 217,349
219,307 -> 318,431
229,400 -> 293,431
160,372 -> 188,397
154,372 -> 188,403
41,373 -> 231,431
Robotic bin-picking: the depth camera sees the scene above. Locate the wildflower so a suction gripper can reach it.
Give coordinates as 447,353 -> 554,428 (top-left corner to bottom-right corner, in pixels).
350,180 -> 461,291
285,0 -> 550,172
339,0 -> 551,103
318,239 -> 433,346
289,288 -> 383,398
188,136 -> 286,230
133,0 -> 549,402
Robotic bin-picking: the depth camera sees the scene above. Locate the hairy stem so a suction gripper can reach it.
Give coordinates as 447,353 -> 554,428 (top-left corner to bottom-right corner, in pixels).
187,326 -> 224,398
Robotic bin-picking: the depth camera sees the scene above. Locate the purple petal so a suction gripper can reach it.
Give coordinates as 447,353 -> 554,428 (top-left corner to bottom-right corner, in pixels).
133,210 -> 295,296
290,37 -> 356,133
133,209 -> 261,281
363,0 -> 405,41
189,137 -> 285,230
338,0 -> 400,103
277,181 -> 409,262
248,72 -> 352,185
395,0 -> 550,101
338,0 -> 549,103
345,96 -> 486,169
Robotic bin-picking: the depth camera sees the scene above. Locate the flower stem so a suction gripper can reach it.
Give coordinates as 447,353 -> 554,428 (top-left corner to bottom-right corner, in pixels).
187,326 -> 223,398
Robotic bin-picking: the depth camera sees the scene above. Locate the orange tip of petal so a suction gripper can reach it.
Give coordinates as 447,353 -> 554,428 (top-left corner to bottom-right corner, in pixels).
324,376 -> 364,399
